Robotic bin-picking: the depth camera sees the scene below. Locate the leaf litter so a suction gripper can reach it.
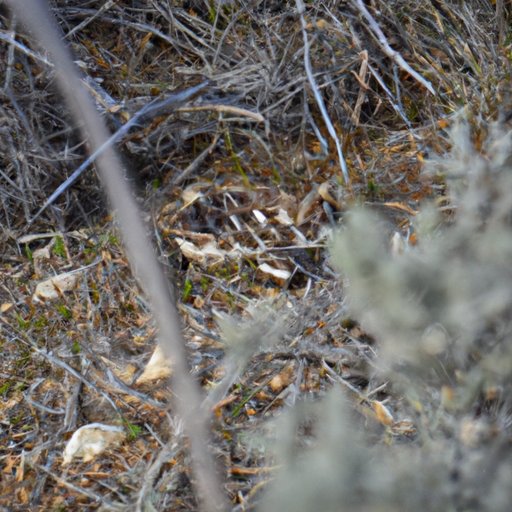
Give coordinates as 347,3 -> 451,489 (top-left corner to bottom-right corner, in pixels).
1,0 -> 510,510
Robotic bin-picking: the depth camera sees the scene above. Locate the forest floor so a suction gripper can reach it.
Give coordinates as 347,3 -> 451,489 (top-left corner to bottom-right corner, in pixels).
0,1 -> 510,510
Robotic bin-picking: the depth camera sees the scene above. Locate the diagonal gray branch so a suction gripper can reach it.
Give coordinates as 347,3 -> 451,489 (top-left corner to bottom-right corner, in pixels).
6,2 -> 227,511
29,80 -> 209,224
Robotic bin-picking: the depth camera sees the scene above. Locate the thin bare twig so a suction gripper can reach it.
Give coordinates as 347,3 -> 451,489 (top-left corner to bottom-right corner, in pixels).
367,63 -> 414,131
0,30 -> 52,66
3,13 -> 17,90
295,0 -> 350,184
64,0 -> 117,39
177,103 -> 265,123
29,81 -> 209,224
9,332 -> 120,415
7,2 -> 227,511
135,443 -> 179,512
31,462 -> 125,510
171,133 -> 219,185
353,0 -> 436,96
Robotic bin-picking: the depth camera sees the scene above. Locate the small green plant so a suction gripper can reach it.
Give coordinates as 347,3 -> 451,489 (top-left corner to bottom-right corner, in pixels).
15,349 -> 32,369
33,315 -> 48,329
98,233 -> 119,248
9,412 -> 26,426
57,304 -> 72,320
271,166 -> 282,185
224,129 -> 250,188
200,276 -> 210,292
0,380 -> 13,396
24,244 -> 33,261
52,236 -> 66,258
366,177 -> 380,196
182,278 -> 193,301
231,386 -> 258,419
15,313 -> 30,331
14,381 -> 27,393
124,422 -> 142,441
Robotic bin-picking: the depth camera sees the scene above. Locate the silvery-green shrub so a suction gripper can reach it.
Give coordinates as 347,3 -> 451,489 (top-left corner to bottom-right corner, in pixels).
260,120 -> 512,512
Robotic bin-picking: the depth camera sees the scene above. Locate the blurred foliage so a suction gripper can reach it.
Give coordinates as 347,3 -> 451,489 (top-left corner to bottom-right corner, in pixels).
265,119 -> 512,512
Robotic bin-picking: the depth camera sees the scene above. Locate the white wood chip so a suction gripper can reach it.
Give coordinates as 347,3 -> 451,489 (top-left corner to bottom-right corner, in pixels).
62,423 -> 125,465
33,272 -> 78,302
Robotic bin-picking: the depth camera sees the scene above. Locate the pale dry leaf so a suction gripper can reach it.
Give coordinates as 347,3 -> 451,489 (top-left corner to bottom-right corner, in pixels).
136,345 -> 172,385
176,238 -> 206,265
33,271 -> 78,302
252,209 -> 267,225
318,182 -> 339,209
296,187 -> 320,225
371,400 -> 394,426
62,423 -> 125,465
99,356 -> 138,383
181,183 -> 206,205
269,366 -> 295,393
18,232 -> 58,244
258,263 -> 291,283
1,303 -> 14,314
33,242 -> 53,277
382,201 -> 417,215
274,208 -> 294,226
175,237 -> 226,266
279,190 -> 298,218
32,245 -> 52,262
201,242 -> 226,264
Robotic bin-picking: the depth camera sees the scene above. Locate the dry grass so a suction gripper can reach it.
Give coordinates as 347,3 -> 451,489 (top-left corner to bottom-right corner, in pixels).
1,0 -> 511,510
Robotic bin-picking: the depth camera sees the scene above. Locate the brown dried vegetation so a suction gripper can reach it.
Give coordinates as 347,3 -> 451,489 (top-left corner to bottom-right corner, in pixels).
1,0 -> 511,510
